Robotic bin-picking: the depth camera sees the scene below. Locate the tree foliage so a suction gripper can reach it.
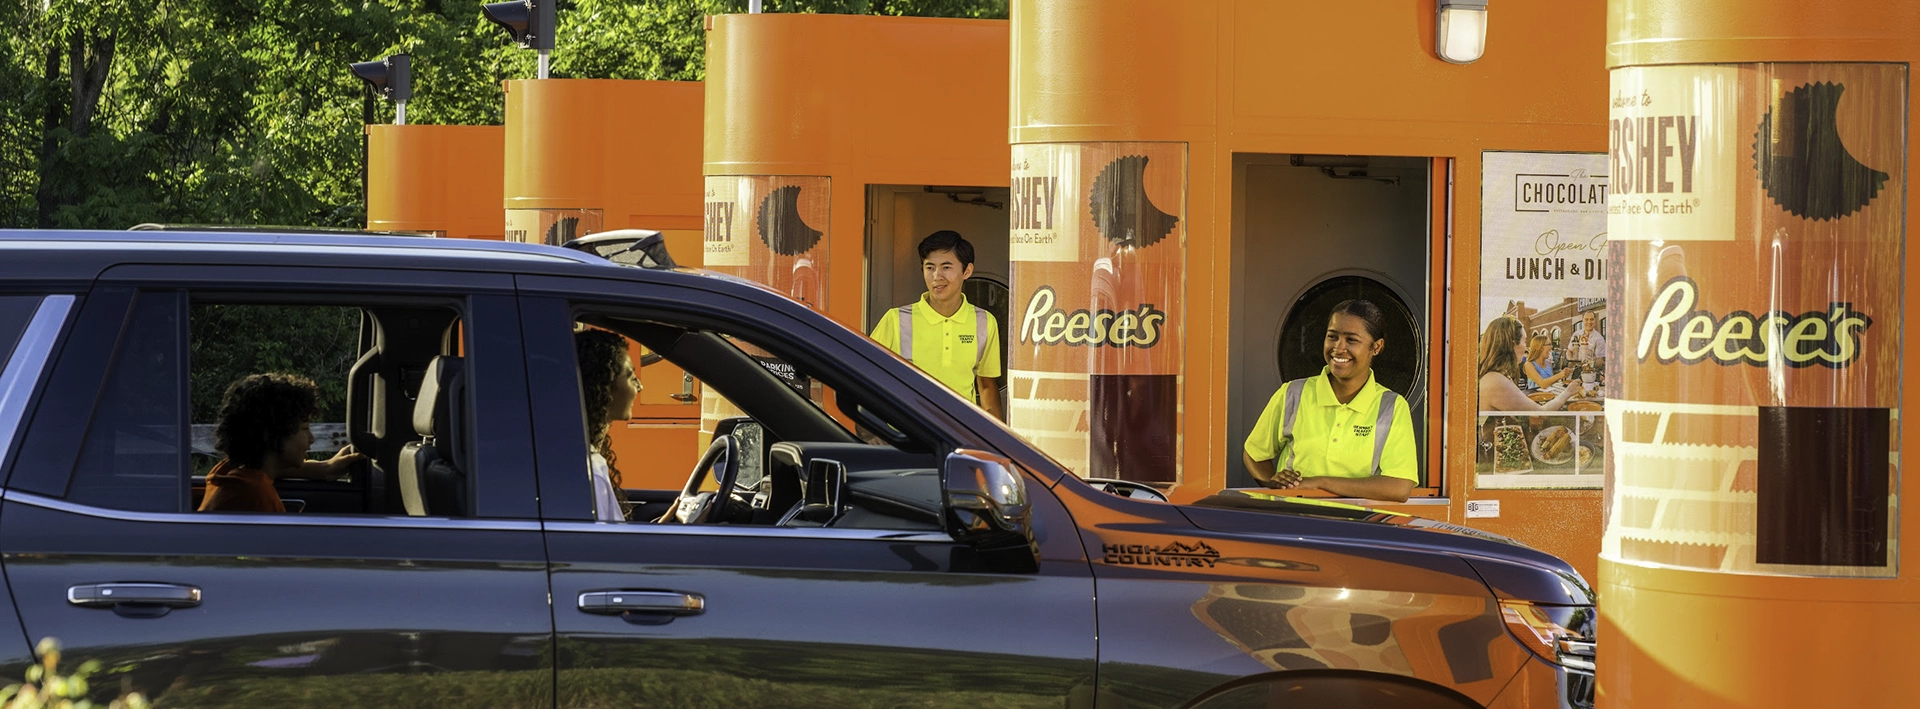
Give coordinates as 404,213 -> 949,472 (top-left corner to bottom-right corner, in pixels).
2,0 -> 1007,231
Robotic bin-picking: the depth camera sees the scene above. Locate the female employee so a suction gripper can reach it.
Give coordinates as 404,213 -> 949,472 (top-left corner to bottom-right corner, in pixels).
1479,316 -> 1580,412
1521,333 -> 1572,390
1242,300 -> 1418,503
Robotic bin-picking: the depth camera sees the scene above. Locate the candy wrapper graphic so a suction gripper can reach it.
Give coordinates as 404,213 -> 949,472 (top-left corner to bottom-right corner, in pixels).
1605,63 -> 1904,577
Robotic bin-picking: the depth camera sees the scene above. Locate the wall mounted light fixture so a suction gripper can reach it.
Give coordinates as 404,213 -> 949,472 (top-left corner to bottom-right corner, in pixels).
1436,0 -> 1489,64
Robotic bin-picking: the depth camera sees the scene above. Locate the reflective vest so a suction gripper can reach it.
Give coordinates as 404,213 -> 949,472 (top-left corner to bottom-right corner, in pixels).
897,303 -> 992,371
1277,377 -> 1402,476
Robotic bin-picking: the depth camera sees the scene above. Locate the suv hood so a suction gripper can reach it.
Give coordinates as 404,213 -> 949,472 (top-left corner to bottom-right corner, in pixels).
1181,491 -> 1594,605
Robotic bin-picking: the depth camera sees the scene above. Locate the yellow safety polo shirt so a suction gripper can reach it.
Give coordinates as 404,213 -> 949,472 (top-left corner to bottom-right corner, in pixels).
870,294 -> 1003,402
1243,367 -> 1417,483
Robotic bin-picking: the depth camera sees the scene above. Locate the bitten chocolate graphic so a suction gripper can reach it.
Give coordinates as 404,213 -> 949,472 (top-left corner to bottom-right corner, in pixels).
756,184 -> 824,255
1090,155 -> 1179,248
545,215 -> 581,244
1753,82 -> 1890,221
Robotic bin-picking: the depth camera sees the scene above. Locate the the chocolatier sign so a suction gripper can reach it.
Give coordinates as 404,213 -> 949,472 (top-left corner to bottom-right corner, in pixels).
1008,143 -> 1186,483
1604,63 -> 1903,578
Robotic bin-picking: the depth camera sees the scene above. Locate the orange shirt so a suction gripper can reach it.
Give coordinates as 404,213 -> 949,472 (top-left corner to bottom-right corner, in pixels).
199,459 -> 284,513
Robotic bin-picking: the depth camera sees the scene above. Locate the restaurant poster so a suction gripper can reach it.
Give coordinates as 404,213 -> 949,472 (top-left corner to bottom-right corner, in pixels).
1476,151 -> 1609,489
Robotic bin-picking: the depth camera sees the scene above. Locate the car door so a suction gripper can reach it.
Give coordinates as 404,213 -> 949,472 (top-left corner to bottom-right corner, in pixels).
0,266 -> 553,707
515,287 -> 1099,708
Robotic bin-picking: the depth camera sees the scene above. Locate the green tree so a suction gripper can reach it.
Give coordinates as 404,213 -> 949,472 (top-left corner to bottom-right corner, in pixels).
2,0 -> 1006,232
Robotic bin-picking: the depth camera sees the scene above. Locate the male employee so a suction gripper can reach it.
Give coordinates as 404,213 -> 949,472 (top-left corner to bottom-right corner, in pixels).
872,230 -> 1004,420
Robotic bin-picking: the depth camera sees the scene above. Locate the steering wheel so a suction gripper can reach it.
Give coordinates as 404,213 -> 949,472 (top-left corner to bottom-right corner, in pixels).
664,435 -> 741,524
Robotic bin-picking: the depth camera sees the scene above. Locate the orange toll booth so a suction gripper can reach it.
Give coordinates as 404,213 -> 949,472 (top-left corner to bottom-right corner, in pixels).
1010,0 -> 1610,580
505,78 -> 707,488
702,13 -> 1012,361
1600,1 -> 1918,706
365,125 -> 505,239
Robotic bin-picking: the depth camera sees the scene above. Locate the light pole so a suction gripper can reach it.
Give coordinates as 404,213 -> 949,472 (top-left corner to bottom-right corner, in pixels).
481,1 -> 557,79
348,54 -> 412,124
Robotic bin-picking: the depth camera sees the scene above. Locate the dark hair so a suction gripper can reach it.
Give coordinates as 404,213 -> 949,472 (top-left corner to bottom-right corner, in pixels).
575,329 -> 629,489
917,230 -> 975,267
1327,299 -> 1386,340
1478,316 -> 1527,380
215,373 -> 320,468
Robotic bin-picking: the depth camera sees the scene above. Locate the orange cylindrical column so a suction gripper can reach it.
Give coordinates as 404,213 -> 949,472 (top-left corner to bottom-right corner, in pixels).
502,79 -> 704,243
1010,1 -> 1208,486
366,125 -> 504,239
1600,1 -> 1920,706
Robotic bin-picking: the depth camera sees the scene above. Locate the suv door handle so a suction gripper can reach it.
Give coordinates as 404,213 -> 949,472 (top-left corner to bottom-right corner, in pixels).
69,583 -> 202,618
577,590 -> 704,616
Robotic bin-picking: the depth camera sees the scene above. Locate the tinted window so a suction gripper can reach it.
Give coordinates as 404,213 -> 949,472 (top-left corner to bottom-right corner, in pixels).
67,292 -> 185,512
0,295 -> 40,364
61,295 -> 483,517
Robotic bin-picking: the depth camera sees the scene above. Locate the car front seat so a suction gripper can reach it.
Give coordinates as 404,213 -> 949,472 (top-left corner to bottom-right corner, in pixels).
398,356 -> 467,517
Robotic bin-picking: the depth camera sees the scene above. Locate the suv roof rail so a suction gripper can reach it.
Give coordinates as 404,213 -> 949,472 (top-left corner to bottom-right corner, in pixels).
128,223 -> 434,237
561,229 -> 681,270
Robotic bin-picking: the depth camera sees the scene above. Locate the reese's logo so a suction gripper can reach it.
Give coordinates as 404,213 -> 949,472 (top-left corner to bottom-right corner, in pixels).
1635,276 -> 1872,368
1020,286 -> 1167,349
1102,541 -> 1220,568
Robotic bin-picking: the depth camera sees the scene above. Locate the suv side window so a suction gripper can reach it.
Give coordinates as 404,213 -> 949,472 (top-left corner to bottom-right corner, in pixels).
573,309 -> 947,532
60,291 -> 488,518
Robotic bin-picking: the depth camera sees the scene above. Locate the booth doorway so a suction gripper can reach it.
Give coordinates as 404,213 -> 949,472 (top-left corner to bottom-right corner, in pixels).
1228,154 -> 1432,488
864,185 -> 1012,402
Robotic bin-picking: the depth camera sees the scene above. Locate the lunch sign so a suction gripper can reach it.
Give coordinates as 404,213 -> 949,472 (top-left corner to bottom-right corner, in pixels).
1476,151 -> 1611,490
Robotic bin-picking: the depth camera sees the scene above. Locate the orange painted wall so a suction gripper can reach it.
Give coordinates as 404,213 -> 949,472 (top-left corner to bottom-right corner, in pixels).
507,78 -> 708,489
703,13 -> 1010,330
1012,0 -> 1610,582
366,125 -> 505,239
1598,1 -> 1920,707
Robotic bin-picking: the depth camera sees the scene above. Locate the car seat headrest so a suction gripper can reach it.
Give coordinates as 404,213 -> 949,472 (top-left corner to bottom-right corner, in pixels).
412,356 -> 465,439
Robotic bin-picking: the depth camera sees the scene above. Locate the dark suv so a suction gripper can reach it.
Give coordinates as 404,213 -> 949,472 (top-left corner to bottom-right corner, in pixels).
0,230 -> 1593,708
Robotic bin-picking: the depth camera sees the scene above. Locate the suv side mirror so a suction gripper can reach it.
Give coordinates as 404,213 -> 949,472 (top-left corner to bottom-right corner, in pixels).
943,449 -> 1038,573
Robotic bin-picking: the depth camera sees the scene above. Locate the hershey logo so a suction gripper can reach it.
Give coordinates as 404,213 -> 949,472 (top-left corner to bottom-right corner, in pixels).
1011,176 -> 1058,230
704,201 -> 735,241
1611,115 -> 1700,196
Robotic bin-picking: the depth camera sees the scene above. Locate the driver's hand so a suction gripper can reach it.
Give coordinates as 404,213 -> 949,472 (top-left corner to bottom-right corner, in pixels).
323,444 -> 368,477
1266,468 -> 1303,489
